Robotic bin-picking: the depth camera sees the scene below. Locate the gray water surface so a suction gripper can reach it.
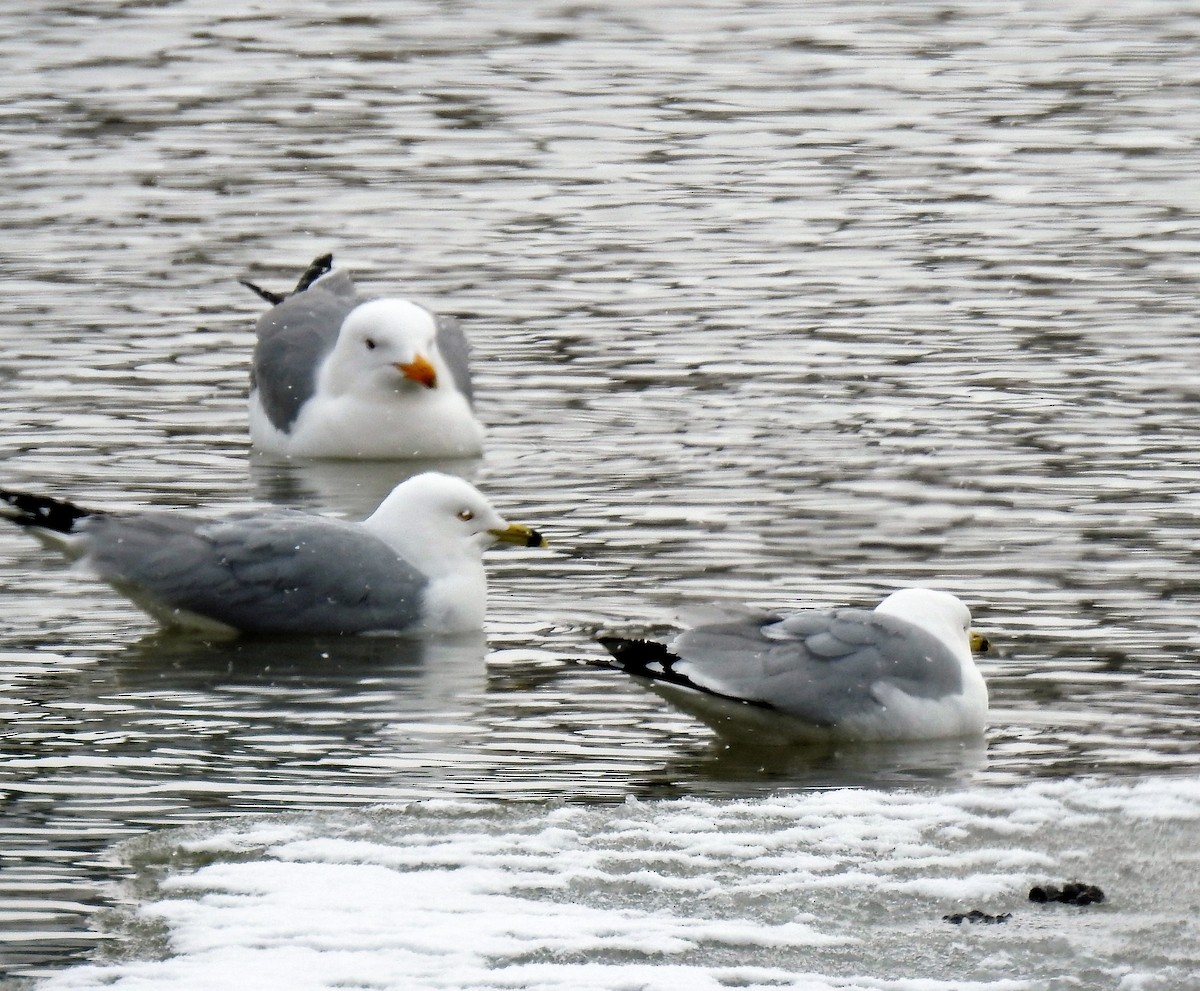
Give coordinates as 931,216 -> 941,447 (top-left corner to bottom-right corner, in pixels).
2,0 -> 1199,982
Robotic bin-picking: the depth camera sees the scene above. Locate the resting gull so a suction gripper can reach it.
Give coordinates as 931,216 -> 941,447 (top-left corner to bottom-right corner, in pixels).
242,254 -> 485,459
600,588 -> 990,743
0,472 -> 544,635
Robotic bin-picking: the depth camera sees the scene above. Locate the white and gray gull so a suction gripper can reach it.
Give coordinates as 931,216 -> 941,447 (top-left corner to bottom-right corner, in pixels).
0,472 -> 544,635
600,588 -> 990,744
242,254 -> 485,459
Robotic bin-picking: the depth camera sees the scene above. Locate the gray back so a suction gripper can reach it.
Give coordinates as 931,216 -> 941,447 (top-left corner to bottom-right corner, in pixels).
251,271 -> 362,431
674,607 -> 966,726
86,509 -> 428,634
435,314 -> 475,407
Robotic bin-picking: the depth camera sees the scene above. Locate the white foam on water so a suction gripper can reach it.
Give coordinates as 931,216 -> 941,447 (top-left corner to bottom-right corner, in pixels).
38,776 -> 1200,991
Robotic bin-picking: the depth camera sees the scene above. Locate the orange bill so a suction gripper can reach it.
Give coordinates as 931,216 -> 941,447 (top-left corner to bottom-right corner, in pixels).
397,354 -> 437,388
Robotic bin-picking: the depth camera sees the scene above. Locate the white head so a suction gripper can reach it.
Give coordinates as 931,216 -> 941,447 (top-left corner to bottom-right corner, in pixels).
874,588 -> 987,657
362,472 -> 545,574
324,298 -> 444,397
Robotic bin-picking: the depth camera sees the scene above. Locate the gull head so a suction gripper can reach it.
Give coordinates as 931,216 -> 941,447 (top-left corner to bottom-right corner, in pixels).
874,588 -> 989,658
331,298 -> 445,394
363,472 -> 546,568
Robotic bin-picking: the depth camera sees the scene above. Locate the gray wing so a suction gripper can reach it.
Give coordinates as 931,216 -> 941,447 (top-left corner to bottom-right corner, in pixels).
251,270 -> 362,432
82,509 -> 427,634
435,314 -> 474,407
670,608 -> 966,726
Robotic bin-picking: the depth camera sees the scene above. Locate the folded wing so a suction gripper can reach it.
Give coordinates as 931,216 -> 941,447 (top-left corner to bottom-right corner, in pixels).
84,510 -> 427,634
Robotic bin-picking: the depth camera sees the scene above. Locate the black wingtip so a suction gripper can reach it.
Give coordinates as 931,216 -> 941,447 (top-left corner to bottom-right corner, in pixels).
238,279 -> 285,305
0,489 -> 95,534
598,634 -> 778,714
597,636 -> 678,673
239,253 -> 334,307
293,253 -> 334,293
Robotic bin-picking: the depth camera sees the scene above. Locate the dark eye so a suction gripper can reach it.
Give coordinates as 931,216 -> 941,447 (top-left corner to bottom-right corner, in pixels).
365,338 -> 377,350
457,509 -> 475,521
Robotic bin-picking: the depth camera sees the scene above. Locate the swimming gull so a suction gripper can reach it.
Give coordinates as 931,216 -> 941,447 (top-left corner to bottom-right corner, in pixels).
0,472 -> 545,635
242,254 -> 485,459
599,588 -> 990,743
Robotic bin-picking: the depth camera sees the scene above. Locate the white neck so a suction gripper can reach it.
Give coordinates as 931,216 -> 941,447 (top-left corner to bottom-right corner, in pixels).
420,565 -> 488,633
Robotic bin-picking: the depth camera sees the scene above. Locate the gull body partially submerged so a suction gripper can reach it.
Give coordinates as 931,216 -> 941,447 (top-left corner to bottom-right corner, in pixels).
600,588 -> 990,744
243,254 -> 485,460
1,472 -> 544,636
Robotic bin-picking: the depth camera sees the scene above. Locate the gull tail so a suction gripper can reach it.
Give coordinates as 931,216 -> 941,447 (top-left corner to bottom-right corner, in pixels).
0,489 -> 95,535
597,635 -> 774,712
239,253 -> 334,306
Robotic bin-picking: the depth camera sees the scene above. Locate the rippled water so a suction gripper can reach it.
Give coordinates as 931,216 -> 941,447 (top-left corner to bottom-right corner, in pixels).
2,0 -> 1200,984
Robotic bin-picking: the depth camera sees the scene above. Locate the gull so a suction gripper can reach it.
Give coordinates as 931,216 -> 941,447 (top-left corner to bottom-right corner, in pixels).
1,472 -> 544,635
242,254 -> 485,459
600,588 -> 990,743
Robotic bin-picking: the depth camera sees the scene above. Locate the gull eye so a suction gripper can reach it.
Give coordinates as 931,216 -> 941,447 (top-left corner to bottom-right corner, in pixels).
365,338 -> 377,350
457,509 -> 475,522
